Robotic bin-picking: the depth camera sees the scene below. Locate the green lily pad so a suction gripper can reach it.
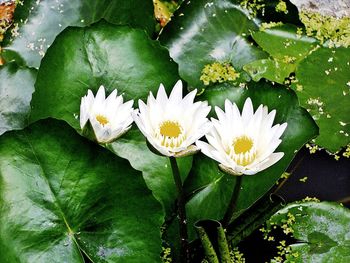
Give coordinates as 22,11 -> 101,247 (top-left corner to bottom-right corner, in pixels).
244,24 -> 317,83
267,202 -> 350,262
243,58 -> 295,84
183,81 -> 318,239
292,47 -> 350,152
0,119 -> 163,263
2,0 -> 155,68
159,0 -> 268,90
251,24 -> 317,63
0,62 -> 36,135
30,21 -> 179,130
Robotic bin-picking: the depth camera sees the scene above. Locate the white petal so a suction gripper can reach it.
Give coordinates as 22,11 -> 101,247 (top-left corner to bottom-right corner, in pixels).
265,109 -> 276,129
182,89 -> 197,107
90,119 -> 110,143
95,85 -> 106,104
156,84 -> 168,104
132,110 -> 149,138
242,97 -> 254,125
138,99 -> 148,115
184,121 -> 213,147
255,152 -> 284,173
274,122 -> 288,140
214,106 -> 226,122
106,89 -> 118,103
169,80 -> 183,102
206,131 -> 226,153
80,97 -> 89,129
148,136 -> 173,156
249,104 -> 264,134
196,141 -> 226,164
242,168 -> 259,175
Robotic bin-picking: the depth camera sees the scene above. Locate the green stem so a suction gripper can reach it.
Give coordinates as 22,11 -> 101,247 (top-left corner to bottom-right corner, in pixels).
195,219 -> 231,263
169,157 -> 189,263
195,223 -> 219,263
217,225 -> 231,263
222,176 -> 243,228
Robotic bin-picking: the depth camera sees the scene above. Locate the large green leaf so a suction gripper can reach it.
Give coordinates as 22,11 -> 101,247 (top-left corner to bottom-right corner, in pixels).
183,82 -> 318,239
2,0 -> 155,68
30,21 -> 179,130
29,21 -> 190,216
159,0 -> 268,90
0,119 -> 163,263
292,47 -> 350,152
247,24 -> 350,151
0,62 -> 36,135
251,24 -> 317,63
106,127 -> 193,215
244,24 -> 317,83
243,58 -> 295,84
267,202 -> 350,262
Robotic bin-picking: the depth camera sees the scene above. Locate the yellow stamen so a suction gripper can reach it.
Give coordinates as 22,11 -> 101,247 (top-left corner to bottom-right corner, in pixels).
96,115 -> 109,126
230,135 -> 256,166
233,136 -> 253,154
160,121 -> 182,138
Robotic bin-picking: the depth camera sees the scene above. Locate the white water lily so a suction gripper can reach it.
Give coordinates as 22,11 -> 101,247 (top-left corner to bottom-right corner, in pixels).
80,85 -> 134,143
133,80 -> 212,157
196,98 -> 288,175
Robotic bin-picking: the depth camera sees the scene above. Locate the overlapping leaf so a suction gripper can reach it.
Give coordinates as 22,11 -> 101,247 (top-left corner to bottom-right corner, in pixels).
0,119 -> 163,263
160,0 -> 268,90
30,21 -> 178,130
244,24 -> 317,83
268,202 -> 350,262
251,24 -> 317,63
0,62 -> 36,135
292,47 -> 350,152
2,0 -> 155,68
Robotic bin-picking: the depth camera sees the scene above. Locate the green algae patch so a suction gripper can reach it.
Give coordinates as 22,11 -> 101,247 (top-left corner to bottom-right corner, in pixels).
300,11 -> 350,48
260,21 -> 284,31
200,62 -> 240,86
275,0 -> 288,14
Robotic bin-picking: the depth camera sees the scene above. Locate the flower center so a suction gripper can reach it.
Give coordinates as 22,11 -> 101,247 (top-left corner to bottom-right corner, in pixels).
96,115 -> 109,126
159,121 -> 182,138
156,120 -> 185,149
233,136 -> 253,154
229,135 -> 256,166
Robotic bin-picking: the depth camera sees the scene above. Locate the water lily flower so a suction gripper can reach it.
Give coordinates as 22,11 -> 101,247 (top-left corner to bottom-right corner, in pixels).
196,98 -> 287,175
80,85 -> 134,143
133,80 -> 212,157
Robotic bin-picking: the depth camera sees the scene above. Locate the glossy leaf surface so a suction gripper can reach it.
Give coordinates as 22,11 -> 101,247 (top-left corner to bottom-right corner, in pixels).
0,62 -> 36,135
243,58 -> 295,84
245,24 -> 317,83
30,21 -> 179,130
0,119 -> 163,263
293,47 -> 350,152
160,0 -> 267,90
268,202 -> 350,263
2,0 -> 155,68
251,24 -> 317,63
